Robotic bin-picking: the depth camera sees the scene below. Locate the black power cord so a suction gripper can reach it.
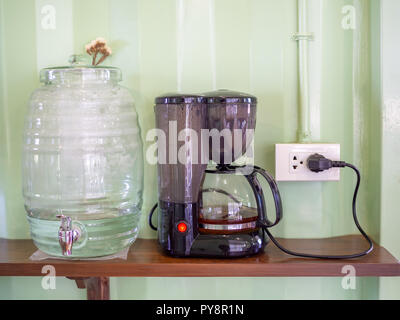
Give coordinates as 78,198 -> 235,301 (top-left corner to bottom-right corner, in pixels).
148,203 -> 158,231
261,153 -> 374,259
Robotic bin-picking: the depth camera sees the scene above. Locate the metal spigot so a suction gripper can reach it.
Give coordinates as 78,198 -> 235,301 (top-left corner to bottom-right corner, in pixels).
56,215 -> 80,256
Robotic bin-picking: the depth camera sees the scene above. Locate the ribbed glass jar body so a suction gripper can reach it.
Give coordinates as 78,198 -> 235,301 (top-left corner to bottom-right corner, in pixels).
22,67 -> 143,257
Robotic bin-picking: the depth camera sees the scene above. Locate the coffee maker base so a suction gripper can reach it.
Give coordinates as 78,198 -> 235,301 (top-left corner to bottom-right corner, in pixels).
189,231 -> 268,258
157,200 -> 268,258
160,231 -> 268,258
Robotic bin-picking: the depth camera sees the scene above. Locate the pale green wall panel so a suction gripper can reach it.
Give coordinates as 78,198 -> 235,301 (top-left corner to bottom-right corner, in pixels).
0,276 -> 377,300
0,0 -> 7,238
72,0 -> 110,54
378,0 -> 400,300
0,277 -> 86,300
368,0 -> 382,244
0,0 -> 396,300
0,0 -> 38,239
34,0 -> 74,69
110,277 -> 377,300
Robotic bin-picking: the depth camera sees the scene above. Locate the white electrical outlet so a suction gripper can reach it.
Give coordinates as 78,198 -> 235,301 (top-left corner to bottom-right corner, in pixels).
275,144 -> 341,181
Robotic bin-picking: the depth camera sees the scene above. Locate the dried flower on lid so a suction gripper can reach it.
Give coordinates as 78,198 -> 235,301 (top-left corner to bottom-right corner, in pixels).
85,38 -> 112,66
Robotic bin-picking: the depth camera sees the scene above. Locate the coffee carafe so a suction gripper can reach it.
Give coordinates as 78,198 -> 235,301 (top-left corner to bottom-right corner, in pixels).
199,165 -> 281,236
151,90 -> 283,258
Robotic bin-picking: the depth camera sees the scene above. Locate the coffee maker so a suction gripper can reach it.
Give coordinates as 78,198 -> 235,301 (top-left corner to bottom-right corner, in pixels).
151,90 -> 282,258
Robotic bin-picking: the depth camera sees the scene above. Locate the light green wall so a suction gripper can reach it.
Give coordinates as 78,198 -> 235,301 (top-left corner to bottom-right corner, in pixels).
0,0 -> 37,239
0,0 -> 397,300
378,0 -> 400,300
0,276 -> 378,300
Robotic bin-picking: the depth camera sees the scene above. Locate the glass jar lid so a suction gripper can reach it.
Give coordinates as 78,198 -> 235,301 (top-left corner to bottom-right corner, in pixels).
40,66 -> 122,83
40,54 -> 121,83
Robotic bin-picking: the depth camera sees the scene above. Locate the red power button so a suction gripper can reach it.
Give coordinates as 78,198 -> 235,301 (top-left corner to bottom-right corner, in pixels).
177,222 -> 188,233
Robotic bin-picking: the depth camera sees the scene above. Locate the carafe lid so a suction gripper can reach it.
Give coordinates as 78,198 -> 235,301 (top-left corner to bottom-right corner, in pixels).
203,89 -> 257,104
155,93 -> 206,104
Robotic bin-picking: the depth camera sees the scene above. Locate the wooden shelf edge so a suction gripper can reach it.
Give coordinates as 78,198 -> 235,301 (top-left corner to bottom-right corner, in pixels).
1,236 -> 399,278
0,263 -> 399,278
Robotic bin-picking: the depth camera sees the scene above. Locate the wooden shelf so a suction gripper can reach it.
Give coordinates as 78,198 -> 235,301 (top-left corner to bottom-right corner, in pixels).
1,235 -> 399,278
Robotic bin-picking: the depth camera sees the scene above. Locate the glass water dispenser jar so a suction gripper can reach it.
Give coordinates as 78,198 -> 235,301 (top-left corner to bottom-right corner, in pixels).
22,64 -> 143,257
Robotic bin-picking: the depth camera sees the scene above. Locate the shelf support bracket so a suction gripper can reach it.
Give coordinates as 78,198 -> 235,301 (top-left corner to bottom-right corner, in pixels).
67,277 -> 110,300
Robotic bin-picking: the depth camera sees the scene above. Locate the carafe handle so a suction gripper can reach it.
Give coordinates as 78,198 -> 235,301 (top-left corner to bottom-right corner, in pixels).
250,166 -> 283,228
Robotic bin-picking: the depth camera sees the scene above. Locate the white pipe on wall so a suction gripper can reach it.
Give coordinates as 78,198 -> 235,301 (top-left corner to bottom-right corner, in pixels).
297,0 -> 312,142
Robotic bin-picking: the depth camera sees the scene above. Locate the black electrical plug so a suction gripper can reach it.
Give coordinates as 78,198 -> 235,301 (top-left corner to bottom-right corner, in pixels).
307,153 -> 346,172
